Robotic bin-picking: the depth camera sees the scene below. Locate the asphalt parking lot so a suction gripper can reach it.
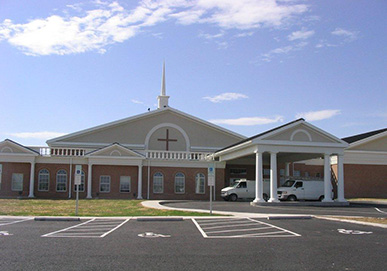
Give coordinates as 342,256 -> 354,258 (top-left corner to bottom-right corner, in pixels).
0,216 -> 386,271
163,200 -> 387,218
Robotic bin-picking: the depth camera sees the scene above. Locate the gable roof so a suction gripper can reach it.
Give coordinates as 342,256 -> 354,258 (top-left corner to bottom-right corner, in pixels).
85,143 -> 145,158
47,107 -> 246,146
215,118 -> 305,153
342,128 -> 387,144
0,139 -> 39,156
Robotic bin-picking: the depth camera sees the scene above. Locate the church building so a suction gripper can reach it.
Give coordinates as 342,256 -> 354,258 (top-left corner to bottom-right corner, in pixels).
0,66 -> 385,202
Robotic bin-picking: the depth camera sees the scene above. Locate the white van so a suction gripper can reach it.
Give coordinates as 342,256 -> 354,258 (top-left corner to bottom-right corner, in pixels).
277,179 -> 329,201
221,179 -> 270,201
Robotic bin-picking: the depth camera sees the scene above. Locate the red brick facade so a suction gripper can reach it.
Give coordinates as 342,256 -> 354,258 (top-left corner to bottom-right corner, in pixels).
332,164 -> 387,198
0,162 -> 31,198
1,161 -> 384,199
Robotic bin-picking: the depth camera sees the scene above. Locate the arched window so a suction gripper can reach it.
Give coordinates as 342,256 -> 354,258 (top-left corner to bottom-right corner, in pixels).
174,172 -> 185,194
38,169 -> 50,191
74,171 -> 85,192
56,169 -> 67,192
195,173 -> 205,194
153,172 -> 164,193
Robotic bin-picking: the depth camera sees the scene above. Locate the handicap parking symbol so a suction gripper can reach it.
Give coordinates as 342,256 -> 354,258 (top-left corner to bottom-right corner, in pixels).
337,229 -> 372,235
0,231 -> 13,236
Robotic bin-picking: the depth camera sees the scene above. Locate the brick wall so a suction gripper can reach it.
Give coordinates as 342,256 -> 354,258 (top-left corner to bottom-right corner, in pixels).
0,162 -> 31,198
332,164 -> 387,198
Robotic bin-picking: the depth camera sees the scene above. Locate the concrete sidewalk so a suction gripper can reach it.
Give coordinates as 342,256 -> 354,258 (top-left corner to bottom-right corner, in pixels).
141,200 -> 310,218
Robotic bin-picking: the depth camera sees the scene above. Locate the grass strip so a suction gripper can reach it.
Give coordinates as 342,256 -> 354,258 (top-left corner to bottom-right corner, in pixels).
0,199 -> 213,217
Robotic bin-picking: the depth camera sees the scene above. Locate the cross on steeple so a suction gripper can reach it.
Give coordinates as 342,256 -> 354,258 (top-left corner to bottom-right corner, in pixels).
157,129 -> 177,151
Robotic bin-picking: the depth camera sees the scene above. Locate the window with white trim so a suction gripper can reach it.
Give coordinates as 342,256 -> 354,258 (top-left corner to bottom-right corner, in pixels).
174,172 -> 185,193
74,171 -> 85,192
195,173 -> 205,194
120,176 -> 131,193
12,173 -> 23,191
100,176 -> 111,193
38,169 -> 49,191
56,170 -> 67,192
153,172 -> 163,193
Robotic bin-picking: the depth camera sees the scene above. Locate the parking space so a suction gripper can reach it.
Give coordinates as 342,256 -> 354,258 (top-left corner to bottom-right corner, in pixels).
192,217 -> 300,238
42,218 -> 129,238
0,216 -> 385,271
0,217 -> 33,226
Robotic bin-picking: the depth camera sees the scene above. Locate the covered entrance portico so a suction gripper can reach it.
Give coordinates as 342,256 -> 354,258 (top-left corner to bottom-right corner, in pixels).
214,119 -> 349,205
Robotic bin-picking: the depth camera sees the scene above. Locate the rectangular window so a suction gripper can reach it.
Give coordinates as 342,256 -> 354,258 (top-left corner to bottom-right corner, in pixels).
293,170 -> 301,177
229,168 -> 247,175
280,169 -> 285,176
153,173 -> 163,194
100,176 -> 111,193
305,172 -> 309,177
38,175 -> 49,191
12,173 -> 23,191
263,169 -> 271,176
120,176 -> 131,193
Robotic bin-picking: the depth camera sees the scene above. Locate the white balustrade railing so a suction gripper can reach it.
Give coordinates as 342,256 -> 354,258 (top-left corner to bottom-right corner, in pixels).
146,150 -> 212,161
40,147 -> 87,157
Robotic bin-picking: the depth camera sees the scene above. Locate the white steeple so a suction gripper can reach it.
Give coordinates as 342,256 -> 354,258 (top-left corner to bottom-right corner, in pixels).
157,61 -> 169,109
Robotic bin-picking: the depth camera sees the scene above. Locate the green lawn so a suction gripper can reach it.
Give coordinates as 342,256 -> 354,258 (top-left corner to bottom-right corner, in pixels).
0,199 -> 211,217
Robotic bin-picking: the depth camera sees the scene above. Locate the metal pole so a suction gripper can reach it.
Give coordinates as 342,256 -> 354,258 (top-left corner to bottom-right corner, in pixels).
210,185 -> 213,215
75,185 -> 79,216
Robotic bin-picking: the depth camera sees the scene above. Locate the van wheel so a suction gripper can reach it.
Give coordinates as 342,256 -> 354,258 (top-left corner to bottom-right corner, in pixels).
229,194 -> 238,202
263,194 -> 269,202
319,195 -> 324,201
287,195 -> 297,201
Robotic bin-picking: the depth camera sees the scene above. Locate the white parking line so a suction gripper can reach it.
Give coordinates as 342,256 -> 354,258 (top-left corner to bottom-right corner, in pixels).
0,217 -> 33,226
42,218 -> 130,238
192,218 -> 301,238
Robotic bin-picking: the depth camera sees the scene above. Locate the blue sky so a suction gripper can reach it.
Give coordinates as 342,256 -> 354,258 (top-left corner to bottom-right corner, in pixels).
0,0 -> 386,146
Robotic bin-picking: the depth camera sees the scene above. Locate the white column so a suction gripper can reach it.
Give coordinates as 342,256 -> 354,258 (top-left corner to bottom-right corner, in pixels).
28,161 -> 35,198
253,151 -> 265,203
268,152 -> 279,202
337,154 -> 346,202
86,163 -> 92,199
285,162 -> 290,178
323,153 -> 333,202
137,164 -> 143,199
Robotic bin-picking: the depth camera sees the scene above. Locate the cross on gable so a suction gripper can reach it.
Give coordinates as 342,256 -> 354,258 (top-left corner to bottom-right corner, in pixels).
157,129 -> 177,151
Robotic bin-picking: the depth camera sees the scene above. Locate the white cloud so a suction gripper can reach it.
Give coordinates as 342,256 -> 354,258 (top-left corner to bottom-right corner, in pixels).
203,92 -> 248,103
0,0 -> 309,56
210,116 -> 284,126
288,28 -> 314,41
296,109 -> 341,121
9,131 -> 67,140
261,41 -> 308,62
331,28 -> 358,41
131,99 -> 144,104
234,32 -> 254,38
198,30 -> 224,40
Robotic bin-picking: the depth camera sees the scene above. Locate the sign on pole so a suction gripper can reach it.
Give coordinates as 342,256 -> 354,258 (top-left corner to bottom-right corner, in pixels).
74,165 -> 82,216
208,163 -> 215,186
208,163 -> 215,215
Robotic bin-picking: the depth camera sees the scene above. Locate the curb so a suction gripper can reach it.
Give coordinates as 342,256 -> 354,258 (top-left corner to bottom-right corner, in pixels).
267,215 -> 313,220
34,217 -> 81,222
136,217 -> 183,222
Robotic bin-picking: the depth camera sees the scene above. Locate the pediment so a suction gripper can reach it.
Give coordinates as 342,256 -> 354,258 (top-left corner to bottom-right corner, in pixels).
0,139 -> 39,156
86,143 -> 144,158
347,131 -> 387,152
47,107 -> 245,151
257,121 -> 346,145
